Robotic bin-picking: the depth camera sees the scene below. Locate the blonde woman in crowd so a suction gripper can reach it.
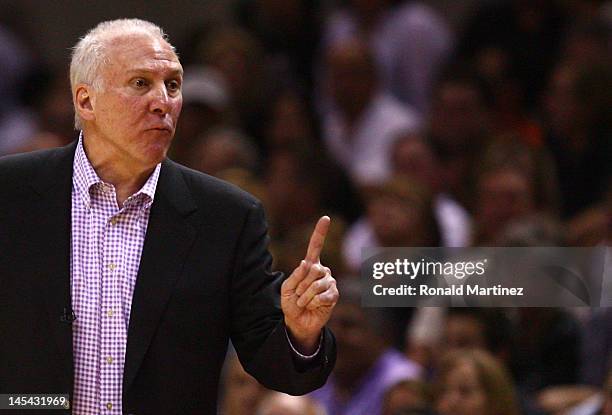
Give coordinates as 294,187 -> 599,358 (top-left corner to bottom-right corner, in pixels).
435,349 -> 521,415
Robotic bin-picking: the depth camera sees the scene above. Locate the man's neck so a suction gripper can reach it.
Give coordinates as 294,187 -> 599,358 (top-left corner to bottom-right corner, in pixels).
82,135 -> 155,208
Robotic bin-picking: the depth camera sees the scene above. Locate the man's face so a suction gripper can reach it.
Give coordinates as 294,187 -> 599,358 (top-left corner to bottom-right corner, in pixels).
328,302 -> 379,379
436,362 -> 488,415
430,82 -> 487,148
88,33 -> 183,168
327,43 -> 375,116
477,169 -> 534,240
443,315 -> 487,353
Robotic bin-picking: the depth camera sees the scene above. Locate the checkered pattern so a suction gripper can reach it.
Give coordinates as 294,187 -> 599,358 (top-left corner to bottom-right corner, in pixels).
70,134 -> 160,414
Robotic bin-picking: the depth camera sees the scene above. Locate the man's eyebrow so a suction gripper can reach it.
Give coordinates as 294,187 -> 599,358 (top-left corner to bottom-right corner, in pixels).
126,68 -> 183,77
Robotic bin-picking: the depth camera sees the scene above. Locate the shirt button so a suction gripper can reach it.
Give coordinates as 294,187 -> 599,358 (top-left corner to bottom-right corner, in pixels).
110,217 -> 119,225
107,309 -> 114,317
106,356 -> 113,364
106,402 -> 113,410
108,263 -> 116,271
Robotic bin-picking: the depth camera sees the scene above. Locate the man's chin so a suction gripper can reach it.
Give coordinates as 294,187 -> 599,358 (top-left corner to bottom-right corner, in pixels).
140,146 -> 169,167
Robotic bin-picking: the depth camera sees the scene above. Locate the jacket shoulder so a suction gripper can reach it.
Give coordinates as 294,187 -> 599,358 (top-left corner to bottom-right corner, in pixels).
166,160 -> 260,211
0,146 -> 72,189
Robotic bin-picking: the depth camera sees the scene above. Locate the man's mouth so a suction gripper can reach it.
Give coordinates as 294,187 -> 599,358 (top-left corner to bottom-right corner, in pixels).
149,126 -> 172,133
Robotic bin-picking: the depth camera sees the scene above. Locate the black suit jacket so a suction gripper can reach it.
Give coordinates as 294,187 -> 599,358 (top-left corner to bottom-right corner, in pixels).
0,141 -> 335,414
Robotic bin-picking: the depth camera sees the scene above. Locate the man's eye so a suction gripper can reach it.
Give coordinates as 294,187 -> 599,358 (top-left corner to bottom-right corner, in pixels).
167,80 -> 181,92
133,79 -> 147,88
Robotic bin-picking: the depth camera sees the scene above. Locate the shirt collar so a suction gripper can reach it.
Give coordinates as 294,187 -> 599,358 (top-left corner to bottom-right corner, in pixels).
72,131 -> 161,209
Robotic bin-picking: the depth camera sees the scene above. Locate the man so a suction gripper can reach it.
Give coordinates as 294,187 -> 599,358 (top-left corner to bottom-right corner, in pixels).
322,39 -> 420,186
310,280 -> 420,415
0,19 -> 338,414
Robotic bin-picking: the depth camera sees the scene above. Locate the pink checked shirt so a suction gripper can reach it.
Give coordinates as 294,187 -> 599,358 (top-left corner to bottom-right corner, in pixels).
70,135 -> 160,414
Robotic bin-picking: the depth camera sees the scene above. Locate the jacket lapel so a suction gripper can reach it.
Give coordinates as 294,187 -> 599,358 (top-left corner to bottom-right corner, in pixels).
123,159 -> 198,394
28,140 -> 78,393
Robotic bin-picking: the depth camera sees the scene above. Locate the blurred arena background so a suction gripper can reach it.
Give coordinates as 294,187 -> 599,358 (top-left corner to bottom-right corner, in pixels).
0,1 -> 610,414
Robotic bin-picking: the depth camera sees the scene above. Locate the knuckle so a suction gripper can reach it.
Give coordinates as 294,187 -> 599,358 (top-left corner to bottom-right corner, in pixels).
309,269 -> 321,281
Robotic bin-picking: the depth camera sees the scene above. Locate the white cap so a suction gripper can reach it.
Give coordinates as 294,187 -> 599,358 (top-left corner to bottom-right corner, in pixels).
181,65 -> 229,111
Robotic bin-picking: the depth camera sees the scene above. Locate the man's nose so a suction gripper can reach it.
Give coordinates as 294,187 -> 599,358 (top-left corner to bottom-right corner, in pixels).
149,84 -> 170,114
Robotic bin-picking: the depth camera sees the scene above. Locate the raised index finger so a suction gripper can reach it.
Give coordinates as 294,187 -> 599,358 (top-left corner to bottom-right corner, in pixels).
305,216 -> 331,263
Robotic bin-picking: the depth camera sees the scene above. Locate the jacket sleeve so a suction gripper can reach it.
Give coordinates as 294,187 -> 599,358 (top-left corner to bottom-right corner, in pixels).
228,199 -> 336,395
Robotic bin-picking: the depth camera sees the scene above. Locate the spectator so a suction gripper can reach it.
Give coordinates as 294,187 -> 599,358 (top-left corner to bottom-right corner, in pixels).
0,24 -> 37,155
235,0 -> 323,93
471,138 -> 559,245
481,137 -> 559,202
435,349 -> 521,415
473,166 -> 536,245
382,379 -> 434,415
427,66 -> 492,207
405,308 -> 514,381
580,308 -> 612,387
221,353 -> 268,415
264,146 -> 336,237
538,370 -> 612,415
511,308 -> 581,396
310,280 -> 421,415
494,214 -> 565,247
542,61 -> 612,218
186,127 -> 258,177
171,65 -> 230,165
342,176 -> 441,274
263,87 -> 318,153
321,38 -> 420,186
441,308 -> 514,363
321,0 -> 453,114
22,68 -> 75,146
391,132 -> 472,247
197,25 -> 271,146
456,0 -> 569,108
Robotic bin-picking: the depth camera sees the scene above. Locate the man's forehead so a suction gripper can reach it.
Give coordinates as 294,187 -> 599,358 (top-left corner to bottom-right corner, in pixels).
105,33 -> 180,65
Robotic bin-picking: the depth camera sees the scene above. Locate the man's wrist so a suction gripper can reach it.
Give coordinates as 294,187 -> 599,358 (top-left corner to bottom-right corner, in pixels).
284,324 -> 322,357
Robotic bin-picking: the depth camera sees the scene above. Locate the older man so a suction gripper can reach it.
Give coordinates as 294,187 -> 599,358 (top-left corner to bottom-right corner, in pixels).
0,19 -> 337,414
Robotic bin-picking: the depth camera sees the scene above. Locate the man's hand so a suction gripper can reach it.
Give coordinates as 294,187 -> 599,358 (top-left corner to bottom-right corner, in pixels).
281,216 -> 339,355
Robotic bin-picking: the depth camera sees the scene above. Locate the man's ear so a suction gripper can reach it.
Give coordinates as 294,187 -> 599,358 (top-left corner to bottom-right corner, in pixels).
75,84 -> 95,123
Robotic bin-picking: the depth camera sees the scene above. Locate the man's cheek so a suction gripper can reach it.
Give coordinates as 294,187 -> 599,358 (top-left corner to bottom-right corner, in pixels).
174,99 -> 183,119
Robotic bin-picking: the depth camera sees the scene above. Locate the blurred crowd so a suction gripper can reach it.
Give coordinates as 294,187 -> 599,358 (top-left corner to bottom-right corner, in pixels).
1,0 -> 611,414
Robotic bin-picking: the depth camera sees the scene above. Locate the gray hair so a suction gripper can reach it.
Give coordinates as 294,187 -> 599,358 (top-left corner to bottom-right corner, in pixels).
69,18 -> 176,130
